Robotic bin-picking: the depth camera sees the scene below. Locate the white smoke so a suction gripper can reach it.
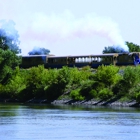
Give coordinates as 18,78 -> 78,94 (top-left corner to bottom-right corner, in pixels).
0,5 -> 128,55
22,11 -> 128,51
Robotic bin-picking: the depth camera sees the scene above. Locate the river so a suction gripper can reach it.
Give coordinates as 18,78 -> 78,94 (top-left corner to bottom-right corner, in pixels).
0,103 -> 140,140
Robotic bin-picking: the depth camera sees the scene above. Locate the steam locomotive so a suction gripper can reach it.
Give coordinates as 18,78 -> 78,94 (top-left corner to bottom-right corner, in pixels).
20,52 -> 140,69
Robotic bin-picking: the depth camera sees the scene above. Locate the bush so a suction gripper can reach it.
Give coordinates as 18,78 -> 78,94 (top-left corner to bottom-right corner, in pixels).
5,70 -> 26,98
92,81 -> 105,93
0,67 -> 26,99
80,80 -> 93,99
94,65 -> 121,88
123,66 -> 140,88
113,66 -> 140,98
69,67 -> 91,87
24,65 -> 48,100
70,89 -> 84,101
45,67 -> 71,101
136,92 -> 140,102
99,88 -> 113,100
89,89 -> 98,98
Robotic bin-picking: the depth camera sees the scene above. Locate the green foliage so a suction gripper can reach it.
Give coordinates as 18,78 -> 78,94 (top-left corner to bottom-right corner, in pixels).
135,92 -> 140,102
99,88 -> 113,100
57,66 -> 70,89
80,80 -> 94,99
123,66 -> 140,88
1,63 -> 140,103
89,89 -> 98,98
69,67 -> 91,88
25,65 -> 48,99
0,67 -> 26,99
126,42 -> 140,52
92,81 -> 105,93
0,48 -> 21,84
70,89 -> 84,101
102,46 -> 125,53
45,67 -> 71,101
93,65 -> 121,87
81,66 -> 91,71
0,21 -> 21,85
113,66 -> 140,98
4,67 -> 26,98
0,84 -> 8,98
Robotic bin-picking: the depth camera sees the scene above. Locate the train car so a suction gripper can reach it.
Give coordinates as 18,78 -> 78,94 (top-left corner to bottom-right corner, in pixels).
116,52 -> 140,66
21,55 -> 47,68
46,54 -> 118,68
46,55 -> 95,68
66,54 -> 118,68
20,52 -> 140,69
46,56 -> 68,68
67,55 -> 92,68
90,53 -> 118,68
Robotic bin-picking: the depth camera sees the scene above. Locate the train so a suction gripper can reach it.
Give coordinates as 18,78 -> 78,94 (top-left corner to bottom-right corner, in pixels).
20,52 -> 140,69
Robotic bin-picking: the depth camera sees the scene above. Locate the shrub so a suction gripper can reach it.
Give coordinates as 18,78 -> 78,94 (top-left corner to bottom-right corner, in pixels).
136,92 -> 140,102
94,65 -> 121,88
70,89 -> 84,101
113,66 -> 140,98
89,89 -> 98,98
69,67 -> 91,87
123,66 -> 140,88
45,67 -> 71,101
80,80 -> 93,98
99,88 -> 113,100
92,81 -> 105,93
24,65 -> 48,99
0,67 -> 26,99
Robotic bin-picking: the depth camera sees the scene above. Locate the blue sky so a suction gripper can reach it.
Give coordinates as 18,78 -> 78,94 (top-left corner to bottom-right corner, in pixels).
0,0 -> 140,55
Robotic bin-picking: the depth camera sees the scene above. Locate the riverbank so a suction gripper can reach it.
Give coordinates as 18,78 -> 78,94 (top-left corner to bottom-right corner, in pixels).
1,65 -> 140,107
52,99 -> 140,107
1,98 -> 140,107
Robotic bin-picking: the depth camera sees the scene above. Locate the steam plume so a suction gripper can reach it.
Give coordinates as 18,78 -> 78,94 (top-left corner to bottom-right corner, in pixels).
0,9 -> 128,55
23,12 -> 128,51
28,46 -> 50,55
0,20 -> 21,53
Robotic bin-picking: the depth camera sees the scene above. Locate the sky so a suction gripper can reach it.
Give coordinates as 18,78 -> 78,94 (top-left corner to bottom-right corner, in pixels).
0,0 -> 140,56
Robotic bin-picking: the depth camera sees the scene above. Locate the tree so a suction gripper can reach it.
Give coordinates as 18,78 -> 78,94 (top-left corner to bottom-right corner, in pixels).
102,46 -> 126,53
45,67 -> 71,101
113,66 -> 140,97
28,47 -> 50,55
126,42 -> 140,52
93,65 -> 121,88
0,20 -> 21,84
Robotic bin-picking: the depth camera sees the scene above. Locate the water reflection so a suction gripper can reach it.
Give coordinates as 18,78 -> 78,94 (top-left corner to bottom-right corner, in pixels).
0,104 -> 20,117
0,103 -> 140,140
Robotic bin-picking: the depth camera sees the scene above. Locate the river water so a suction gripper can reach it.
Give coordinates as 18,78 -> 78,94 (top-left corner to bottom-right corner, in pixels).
0,103 -> 140,140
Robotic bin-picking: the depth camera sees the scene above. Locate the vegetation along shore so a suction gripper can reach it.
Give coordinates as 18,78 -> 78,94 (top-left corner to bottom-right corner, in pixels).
0,20 -> 140,107
0,65 -> 140,107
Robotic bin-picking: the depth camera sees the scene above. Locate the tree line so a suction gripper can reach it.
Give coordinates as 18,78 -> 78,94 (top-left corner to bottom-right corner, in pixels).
0,65 -> 140,104
1,20 -> 140,104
